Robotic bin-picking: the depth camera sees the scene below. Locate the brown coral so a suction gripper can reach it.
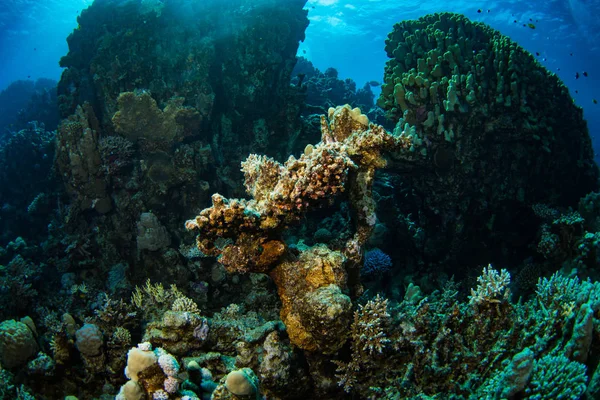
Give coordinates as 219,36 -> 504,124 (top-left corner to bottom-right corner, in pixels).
112,90 -> 200,153
271,245 -> 351,353
186,105 -> 417,274
186,105 -> 419,353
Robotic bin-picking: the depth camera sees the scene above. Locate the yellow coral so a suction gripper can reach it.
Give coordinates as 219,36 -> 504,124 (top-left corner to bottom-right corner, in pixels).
171,296 -> 201,314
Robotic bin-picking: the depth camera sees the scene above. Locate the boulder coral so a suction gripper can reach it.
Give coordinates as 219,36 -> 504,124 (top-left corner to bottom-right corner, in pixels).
376,12 -> 598,270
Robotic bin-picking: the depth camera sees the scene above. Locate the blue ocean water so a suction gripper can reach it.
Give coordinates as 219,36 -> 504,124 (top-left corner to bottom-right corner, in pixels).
1,0 -> 599,155
301,0 -> 600,158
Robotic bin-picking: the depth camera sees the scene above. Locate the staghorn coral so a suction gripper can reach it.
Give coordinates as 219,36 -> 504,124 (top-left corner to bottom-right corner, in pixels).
468,264 -> 511,306
334,295 -> 391,392
172,296 -> 201,315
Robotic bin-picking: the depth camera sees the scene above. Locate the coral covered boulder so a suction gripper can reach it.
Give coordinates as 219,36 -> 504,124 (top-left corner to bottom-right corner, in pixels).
57,0 -> 310,193
0,319 -> 38,369
187,105 -> 420,352
377,12 -> 598,269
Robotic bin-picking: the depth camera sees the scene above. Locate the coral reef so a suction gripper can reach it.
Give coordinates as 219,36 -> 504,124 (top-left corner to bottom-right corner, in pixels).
375,12 -> 598,274
0,123 -> 57,244
54,103 -> 112,214
333,267 -> 600,399
292,57 -> 376,117
186,105 -> 419,353
58,0 -> 309,195
2,5 -> 600,400
0,78 -> 58,134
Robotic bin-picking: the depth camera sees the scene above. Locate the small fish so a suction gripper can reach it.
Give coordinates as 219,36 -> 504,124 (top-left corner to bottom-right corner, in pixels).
543,58 -> 547,61
27,75 -> 30,78
575,90 -> 579,93
477,9 -> 482,13
303,50 -> 306,54
576,72 -> 580,79
513,20 -> 517,23
529,18 -> 533,21
583,72 -> 588,77
594,99 -> 598,104
570,53 -> 573,56
536,52 -> 540,56
368,81 -> 381,87
487,9 -> 491,13
527,23 -> 536,29
34,48 -> 36,51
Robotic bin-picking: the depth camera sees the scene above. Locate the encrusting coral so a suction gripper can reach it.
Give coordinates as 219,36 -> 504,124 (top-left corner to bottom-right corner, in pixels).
112,91 -> 201,153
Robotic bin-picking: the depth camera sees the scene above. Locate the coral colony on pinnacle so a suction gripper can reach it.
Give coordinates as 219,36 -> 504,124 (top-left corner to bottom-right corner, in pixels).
2,1 -> 600,399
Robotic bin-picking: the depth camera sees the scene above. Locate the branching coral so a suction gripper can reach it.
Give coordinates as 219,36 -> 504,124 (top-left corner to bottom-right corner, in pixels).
186,105 -> 418,275
334,295 -> 391,392
468,264 -> 511,306
332,268 -> 600,398
186,105 -> 420,353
